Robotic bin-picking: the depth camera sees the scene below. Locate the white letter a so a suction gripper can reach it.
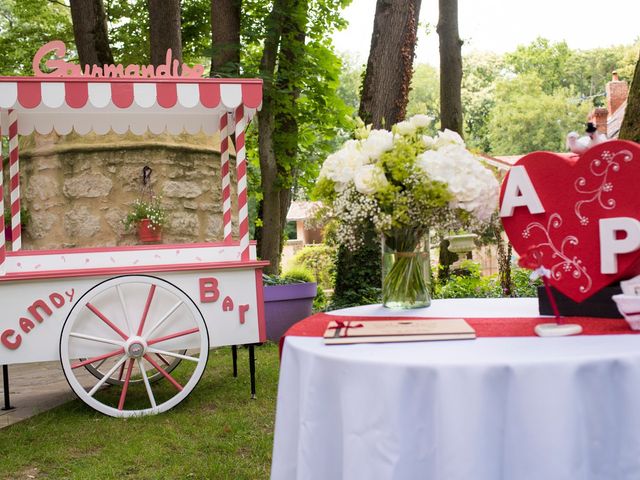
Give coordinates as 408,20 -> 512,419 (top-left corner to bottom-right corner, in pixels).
500,166 -> 545,217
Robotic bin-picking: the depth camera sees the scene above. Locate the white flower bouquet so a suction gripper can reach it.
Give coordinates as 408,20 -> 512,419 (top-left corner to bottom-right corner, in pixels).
315,114 -> 499,308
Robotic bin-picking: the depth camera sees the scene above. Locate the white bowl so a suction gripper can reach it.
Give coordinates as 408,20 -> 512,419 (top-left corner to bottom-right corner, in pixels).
612,294 -> 640,330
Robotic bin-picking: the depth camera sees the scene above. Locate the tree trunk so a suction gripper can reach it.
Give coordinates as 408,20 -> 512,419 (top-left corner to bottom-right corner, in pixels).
620,51 -> 640,142
273,0 -> 307,267
69,0 -> 114,68
256,0 -> 287,274
210,0 -> 241,77
437,0 -> 463,134
148,0 -> 182,68
358,0 -> 422,129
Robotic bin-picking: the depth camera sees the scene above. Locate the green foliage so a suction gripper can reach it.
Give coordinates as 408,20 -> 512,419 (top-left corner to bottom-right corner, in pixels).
336,52 -> 363,113
462,52 -> 504,152
123,196 -> 166,231
434,262 -> 541,299
505,37 -> 572,94
290,244 -> 336,290
329,224 -> 382,310
487,73 -> 590,155
243,0 -> 354,197
511,266 -> 542,297
0,0 -> 74,75
281,265 -> 315,283
106,0 -> 212,66
4,205 -> 30,227
505,37 -> 640,102
407,63 -> 440,124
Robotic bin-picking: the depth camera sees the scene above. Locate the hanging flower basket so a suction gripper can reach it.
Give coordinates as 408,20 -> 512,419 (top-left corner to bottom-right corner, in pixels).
137,219 -> 162,243
124,196 -> 166,244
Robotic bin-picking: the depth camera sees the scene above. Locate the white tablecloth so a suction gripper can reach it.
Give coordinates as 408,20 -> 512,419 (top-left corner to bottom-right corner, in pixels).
271,298 -> 640,480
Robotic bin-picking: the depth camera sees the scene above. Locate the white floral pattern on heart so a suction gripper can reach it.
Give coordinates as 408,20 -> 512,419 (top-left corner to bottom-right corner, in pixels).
522,213 -> 592,294
574,149 -> 633,225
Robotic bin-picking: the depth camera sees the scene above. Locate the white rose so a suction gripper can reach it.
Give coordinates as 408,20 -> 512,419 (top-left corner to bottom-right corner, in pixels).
361,129 -> 394,161
394,120 -> 416,136
409,114 -> 432,129
435,129 -> 466,148
422,135 -> 436,149
353,164 -> 388,195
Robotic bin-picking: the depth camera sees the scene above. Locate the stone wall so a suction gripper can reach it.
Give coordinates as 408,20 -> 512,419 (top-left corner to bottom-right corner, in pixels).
16,131 -> 237,250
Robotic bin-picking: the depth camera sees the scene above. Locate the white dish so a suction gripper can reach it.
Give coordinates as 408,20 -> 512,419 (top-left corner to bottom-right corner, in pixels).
612,294 -> 640,330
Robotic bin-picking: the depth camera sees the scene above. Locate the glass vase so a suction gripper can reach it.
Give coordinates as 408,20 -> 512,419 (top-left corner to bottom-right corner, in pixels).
381,228 -> 431,309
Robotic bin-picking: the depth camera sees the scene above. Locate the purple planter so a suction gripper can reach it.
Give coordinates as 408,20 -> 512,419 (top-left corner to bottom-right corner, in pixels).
264,282 -> 317,342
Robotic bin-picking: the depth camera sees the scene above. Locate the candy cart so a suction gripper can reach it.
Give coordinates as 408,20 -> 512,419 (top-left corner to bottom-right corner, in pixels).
0,44 -> 267,417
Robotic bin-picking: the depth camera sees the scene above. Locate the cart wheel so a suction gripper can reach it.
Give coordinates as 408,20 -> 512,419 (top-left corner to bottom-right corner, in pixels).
80,348 -> 187,386
60,275 -> 209,418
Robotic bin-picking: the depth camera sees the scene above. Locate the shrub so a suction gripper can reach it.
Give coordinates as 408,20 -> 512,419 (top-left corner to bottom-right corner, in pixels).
434,261 -> 502,299
511,266 -> 542,297
281,266 -> 315,283
289,244 -> 336,290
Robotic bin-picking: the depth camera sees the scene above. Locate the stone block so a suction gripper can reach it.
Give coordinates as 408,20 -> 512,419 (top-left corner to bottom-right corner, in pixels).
63,173 -> 113,198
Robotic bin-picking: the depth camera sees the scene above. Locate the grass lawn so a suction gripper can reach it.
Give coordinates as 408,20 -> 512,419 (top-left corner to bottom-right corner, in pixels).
0,343 -> 281,480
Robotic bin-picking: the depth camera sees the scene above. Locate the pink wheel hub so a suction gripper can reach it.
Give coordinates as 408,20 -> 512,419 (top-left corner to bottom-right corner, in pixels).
126,336 -> 147,358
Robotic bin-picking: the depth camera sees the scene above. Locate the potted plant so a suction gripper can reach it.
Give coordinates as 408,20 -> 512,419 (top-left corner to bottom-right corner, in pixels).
263,267 -> 318,342
315,114 -> 499,309
124,196 -> 166,243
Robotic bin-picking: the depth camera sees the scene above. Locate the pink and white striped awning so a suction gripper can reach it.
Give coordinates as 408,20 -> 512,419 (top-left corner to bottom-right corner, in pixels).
0,77 -> 262,135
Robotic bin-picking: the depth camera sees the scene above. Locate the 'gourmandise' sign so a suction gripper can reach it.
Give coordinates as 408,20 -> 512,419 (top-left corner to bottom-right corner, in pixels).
32,40 -> 205,79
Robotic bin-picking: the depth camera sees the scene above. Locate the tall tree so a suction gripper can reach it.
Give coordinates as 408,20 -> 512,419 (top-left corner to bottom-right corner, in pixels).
69,0 -> 114,67
255,0 -> 287,274
437,0 -> 462,134
620,50 -> 640,142
358,0 -> 422,129
210,0 -> 241,77
148,0 -> 182,67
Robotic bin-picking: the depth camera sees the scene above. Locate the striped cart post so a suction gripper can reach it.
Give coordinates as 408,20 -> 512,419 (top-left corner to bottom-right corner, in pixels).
220,112 -> 233,243
235,105 -> 249,261
8,108 -> 20,251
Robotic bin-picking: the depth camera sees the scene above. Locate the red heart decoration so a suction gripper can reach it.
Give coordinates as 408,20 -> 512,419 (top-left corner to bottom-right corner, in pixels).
500,140 -> 640,302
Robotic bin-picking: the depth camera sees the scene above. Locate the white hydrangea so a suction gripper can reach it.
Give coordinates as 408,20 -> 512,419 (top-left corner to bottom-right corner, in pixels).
417,144 -> 499,221
354,164 -> 388,195
360,129 -> 394,161
318,139 -> 367,189
434,128 -> 466,148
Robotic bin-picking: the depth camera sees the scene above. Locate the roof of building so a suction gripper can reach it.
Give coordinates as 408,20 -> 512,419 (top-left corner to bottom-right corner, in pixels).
607,100 -> 627,139
286,201 -> 321,221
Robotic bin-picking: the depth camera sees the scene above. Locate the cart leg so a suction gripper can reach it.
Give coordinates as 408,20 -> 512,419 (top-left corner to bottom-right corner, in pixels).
2,365 -> 14,411
249,344 -> 256,400
232,345 -> 238,378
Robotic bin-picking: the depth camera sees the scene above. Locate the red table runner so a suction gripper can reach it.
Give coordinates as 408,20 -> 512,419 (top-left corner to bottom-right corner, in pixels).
280,313 -> 639,355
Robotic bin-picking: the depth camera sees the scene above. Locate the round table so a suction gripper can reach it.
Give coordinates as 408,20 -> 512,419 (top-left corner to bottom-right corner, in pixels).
271,298 -> 640,480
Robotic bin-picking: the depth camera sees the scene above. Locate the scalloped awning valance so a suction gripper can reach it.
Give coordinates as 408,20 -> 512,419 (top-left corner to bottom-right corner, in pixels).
0,77 -> 262,135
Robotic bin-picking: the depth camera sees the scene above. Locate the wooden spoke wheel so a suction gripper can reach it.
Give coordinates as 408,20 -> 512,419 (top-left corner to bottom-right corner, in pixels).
81,349 -> 186,386
60,275 -> 209,418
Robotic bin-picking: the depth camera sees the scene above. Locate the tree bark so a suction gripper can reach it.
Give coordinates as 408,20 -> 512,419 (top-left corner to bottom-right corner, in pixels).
69,0 -> 114,68
210,0 -> 241,77
148,0 -> 182,68
256,0 -> 287,274
620,50 -> 640,142
255,0 -> 308,275
358,0 -> 422,129
273,0 -> 307,266
437,0 -> 463,134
